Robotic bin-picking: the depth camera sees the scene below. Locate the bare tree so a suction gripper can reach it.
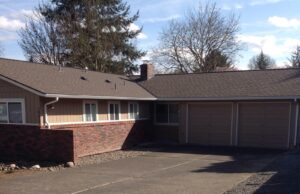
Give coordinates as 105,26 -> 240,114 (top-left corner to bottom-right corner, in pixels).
248,51 -> 276,70
18,11 -> 65,66
152,2 -> 241,73
288,45 -> 300,68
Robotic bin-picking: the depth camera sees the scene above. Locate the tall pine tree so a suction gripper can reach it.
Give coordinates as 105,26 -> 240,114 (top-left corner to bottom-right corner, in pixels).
288,45 -> 300,68
248,51 -> 276,70
21,0 -> 145,75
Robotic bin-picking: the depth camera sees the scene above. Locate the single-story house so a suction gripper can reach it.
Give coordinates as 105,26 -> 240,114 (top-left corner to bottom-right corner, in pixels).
1,58 -> 300,162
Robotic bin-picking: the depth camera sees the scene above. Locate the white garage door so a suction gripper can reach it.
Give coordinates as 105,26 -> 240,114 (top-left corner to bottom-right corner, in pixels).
238,103 -> 290,149
188,103 -> 232,146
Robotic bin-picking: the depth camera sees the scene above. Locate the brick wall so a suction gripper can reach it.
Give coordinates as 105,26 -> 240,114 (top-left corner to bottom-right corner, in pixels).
0,125 -> 74,162
0,120 -> 151,163
140,64 -> 155,80
53,120 -> 152,161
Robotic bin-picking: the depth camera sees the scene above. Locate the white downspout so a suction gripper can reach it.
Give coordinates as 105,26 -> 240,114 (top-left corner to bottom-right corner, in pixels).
294,99 -> 299,147
44,97 -> 59,129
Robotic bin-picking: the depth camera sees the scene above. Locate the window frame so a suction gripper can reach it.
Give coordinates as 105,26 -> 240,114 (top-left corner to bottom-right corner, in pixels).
154,103 -> 179,125
0,98 -> 25,124
83,100 -> 98,122
108,101 -> 121,121
128,102 -> 139,120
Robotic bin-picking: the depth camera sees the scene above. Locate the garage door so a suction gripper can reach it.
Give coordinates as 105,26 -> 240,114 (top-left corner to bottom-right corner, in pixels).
188,103 -> 232,146
238,103 -> 290,149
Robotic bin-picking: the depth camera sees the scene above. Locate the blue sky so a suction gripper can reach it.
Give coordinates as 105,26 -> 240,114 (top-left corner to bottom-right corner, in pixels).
0,0 -> 299,69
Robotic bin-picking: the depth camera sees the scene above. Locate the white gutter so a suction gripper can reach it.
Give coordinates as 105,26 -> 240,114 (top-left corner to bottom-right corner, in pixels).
157,96 -> 300,101
294,99 -> 299,146
44,97 -> 59,129
44,94 -> 157,101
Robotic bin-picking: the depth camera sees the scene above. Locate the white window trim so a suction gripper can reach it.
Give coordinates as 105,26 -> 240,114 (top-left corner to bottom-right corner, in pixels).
83,100 -> 98,122
128,102 -> 140,120
108,101 -> 121,121
154,103 -> 179,125
0,98 -> 26,124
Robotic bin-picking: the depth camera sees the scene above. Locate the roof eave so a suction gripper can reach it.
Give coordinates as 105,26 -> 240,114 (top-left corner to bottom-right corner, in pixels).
0,75 -> 157,101
44,94 -> 157,101
157,96 -> 300,101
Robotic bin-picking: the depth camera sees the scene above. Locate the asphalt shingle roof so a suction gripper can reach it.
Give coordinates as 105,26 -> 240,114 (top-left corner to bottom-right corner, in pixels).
2,58 -> 300,100
139,69 -> 300,99
0,58 -> 155,99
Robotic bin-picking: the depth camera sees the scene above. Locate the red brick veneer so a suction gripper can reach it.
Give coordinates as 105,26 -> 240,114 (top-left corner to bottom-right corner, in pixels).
52,120 -> 152,161
0,120 -> 151,162
0,125 -> 74,162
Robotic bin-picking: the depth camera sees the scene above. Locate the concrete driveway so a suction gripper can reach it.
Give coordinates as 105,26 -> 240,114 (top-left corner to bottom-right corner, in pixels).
0,146 -> 280,194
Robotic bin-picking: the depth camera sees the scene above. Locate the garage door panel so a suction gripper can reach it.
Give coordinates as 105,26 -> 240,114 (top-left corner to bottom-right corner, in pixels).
188,103 -> 232,146
238,103 -> 290,149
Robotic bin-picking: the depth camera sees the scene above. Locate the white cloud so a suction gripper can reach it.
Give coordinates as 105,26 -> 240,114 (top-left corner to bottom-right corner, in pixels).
19,9 -> 35,17
0,16 -> 24,30
9,9 -> 41,21
137,33 -> 148,40
222,4 -> 243,10
238,34 -> 300,66
222,5 -> 231,10
0,34 -> 17,41
129,23 -> 147,40
142,14 -> 181,23
235,4 -> 243,9
268,16 -> 300,28
250,0 -> 283,6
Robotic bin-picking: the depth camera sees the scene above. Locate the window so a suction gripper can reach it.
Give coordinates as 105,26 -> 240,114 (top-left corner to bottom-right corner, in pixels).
156,104 -> 168,123
128,103 -> 139,119
0,103 -> 8,123
155,104 -> 179,124
109,102 -> 120,120
169,104 -> 179,123
0,99 -> 24,124
84,102 -> 97,122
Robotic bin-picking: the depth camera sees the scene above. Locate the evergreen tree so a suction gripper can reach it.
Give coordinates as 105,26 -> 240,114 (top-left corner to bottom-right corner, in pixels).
203,50 -> 233,72
288,45 -> 300,68
20,0 -> 145,75
248,51 -> 276,70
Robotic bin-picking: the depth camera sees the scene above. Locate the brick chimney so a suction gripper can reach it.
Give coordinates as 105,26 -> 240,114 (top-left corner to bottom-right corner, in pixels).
140,63 -> 155,81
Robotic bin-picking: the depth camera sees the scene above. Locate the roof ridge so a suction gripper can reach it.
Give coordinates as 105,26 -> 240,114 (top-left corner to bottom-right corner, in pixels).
154,67 -> 300,77
0,57 -> 127,77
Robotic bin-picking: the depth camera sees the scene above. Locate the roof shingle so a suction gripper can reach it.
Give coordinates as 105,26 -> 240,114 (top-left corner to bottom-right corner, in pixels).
0,58 -> 155,99
2,58 -> 300,100
139,69 -> 300,99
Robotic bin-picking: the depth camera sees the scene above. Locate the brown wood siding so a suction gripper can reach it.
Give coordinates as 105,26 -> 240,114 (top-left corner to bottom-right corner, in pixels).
98,100 -> 108,121
47,99 -> 83,123
42,99 -> 150,124
0,79 -> 40,124
121,101 -> 128,120
238,103 -> 290,149
188,103 -> 232,146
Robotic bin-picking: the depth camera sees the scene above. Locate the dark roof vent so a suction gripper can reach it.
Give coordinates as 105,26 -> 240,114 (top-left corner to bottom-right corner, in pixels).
80,76 -> 87,81
105,79 -> 111,83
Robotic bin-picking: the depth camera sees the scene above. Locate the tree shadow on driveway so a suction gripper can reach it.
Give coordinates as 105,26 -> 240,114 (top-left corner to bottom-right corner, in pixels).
133,144 -> 283,174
